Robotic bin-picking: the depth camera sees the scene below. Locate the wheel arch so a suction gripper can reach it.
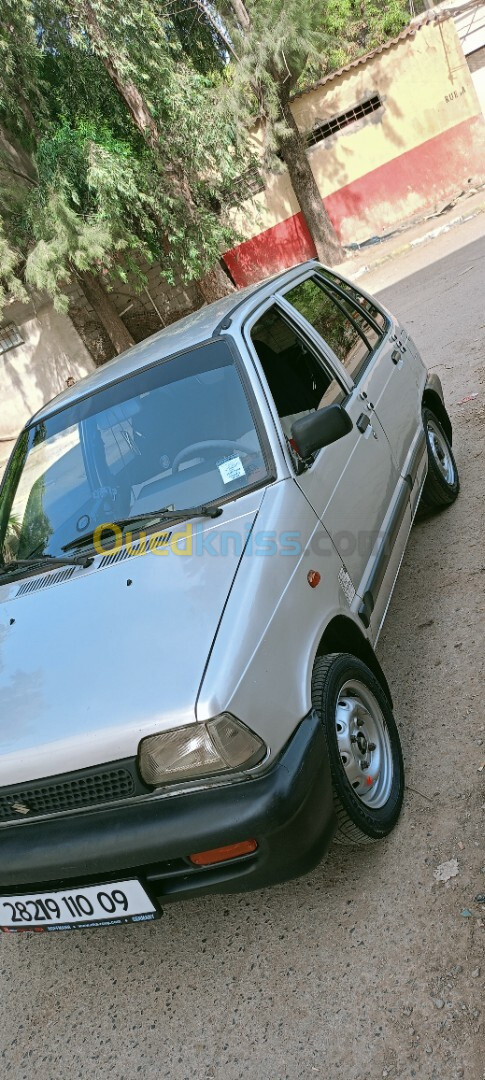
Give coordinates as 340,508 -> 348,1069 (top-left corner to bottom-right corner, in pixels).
315,615 -> 393,708
422,387 -> 452,444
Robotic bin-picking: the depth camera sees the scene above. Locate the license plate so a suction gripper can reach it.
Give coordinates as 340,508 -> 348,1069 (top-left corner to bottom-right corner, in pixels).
0,879 -> 160,932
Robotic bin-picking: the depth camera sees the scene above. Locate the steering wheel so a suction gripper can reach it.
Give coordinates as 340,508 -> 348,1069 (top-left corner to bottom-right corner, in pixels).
171,439 -> 255,474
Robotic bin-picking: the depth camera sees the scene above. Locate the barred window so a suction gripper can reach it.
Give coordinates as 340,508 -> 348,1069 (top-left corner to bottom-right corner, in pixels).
229,166 -> 265,205
0,323 -> 23,355
307,95 -> 383,148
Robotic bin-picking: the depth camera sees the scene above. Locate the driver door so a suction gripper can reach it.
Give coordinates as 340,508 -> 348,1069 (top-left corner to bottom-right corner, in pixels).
249,298 -> 409,628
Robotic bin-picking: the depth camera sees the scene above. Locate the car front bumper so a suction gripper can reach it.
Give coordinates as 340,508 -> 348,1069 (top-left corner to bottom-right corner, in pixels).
0,711 -> 336,905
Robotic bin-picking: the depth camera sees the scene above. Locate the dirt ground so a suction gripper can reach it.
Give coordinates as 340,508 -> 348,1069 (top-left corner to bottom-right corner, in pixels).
0,218 -> 484,1080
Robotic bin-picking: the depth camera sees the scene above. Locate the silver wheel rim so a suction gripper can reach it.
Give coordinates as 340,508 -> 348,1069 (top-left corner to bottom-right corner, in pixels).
335,680 -> 394,809
427,418 -> 455,485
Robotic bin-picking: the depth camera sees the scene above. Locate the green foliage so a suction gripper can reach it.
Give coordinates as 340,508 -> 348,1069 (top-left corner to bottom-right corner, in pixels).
24,122 -> 157,307
0,0 -> 246,315
0,0 -> 45,145
0,0 -> 409,318
218,0 -> 409,149
158,0 -> 227,76
0,224 -> 28,310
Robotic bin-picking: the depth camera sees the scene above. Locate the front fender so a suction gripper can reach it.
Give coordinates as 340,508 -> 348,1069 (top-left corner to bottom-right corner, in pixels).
196,481 -> 371,760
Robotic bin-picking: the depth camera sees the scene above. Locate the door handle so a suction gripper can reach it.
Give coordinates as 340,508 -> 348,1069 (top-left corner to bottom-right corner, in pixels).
357,413 -> 371,433
391,349 -> 401,365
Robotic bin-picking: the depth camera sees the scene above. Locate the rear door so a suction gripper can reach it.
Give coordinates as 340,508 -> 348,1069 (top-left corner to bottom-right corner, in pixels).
314,269 -> 427,515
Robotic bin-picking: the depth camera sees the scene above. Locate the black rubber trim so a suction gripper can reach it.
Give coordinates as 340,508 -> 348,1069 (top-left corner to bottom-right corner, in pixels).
0,758 -> 150,825
424,371 -> 445,406
404,428 -> 427,491
358,479 -> 410,628
422,374 -> 452,444
0,711 -> 336,899
312,279 -> 373,352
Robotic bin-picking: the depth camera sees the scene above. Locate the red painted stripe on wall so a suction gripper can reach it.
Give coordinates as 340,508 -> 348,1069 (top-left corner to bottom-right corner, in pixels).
223,209 -> 316,289
325,113 -> 485,244
223,114 -> 485,287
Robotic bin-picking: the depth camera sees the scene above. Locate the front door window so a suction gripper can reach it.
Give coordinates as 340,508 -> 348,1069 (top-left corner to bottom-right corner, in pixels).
251,306 -> 344,447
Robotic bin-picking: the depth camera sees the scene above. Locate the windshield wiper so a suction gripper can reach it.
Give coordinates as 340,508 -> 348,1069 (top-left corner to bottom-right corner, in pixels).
0,552 -> 93,577
62,504 -> 223,553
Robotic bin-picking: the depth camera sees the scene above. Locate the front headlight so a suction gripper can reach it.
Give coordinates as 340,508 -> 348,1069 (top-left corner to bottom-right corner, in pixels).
138,714 -> 266,786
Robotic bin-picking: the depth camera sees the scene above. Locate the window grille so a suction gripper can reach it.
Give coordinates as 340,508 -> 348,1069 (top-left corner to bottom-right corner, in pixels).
307,95 -> 383,148
0,323 -> 23,355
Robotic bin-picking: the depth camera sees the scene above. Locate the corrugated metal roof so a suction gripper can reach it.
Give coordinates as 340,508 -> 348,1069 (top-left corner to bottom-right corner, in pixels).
292,12 -> 451,100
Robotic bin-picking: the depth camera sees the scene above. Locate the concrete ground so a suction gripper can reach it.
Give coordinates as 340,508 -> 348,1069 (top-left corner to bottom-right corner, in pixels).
1,216 -> 484,1080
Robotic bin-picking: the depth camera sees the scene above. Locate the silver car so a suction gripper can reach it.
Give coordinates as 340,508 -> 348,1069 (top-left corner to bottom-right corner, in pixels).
0,261 -> 459,932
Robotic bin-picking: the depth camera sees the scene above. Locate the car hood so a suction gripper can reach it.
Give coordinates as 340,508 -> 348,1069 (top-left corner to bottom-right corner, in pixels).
0,493 -> 263,786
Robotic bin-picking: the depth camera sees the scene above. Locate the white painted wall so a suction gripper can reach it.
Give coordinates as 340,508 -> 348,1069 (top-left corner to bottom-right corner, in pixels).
0,298 -> 95,478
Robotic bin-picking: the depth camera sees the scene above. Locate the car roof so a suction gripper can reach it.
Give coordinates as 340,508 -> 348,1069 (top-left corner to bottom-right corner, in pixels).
31,261 -> 319,425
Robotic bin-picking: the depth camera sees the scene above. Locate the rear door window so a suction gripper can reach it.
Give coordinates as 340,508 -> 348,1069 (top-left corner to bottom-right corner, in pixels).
319,270 -> 388,331
284,276 -> 383,384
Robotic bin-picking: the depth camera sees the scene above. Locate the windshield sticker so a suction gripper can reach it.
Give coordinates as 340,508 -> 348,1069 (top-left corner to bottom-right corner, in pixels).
217,456 -> 246,485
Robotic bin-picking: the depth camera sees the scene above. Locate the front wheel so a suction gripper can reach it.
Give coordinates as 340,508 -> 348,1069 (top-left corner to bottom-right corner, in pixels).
421,406 -> 459,512
312,654 -> 404,845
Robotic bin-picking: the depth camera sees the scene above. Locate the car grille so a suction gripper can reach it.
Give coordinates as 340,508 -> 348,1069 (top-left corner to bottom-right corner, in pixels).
0,761 -> 148,824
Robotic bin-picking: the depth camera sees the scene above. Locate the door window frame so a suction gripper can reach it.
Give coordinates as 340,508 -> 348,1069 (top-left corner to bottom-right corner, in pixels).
278,271 -> 387,386
242,285 -> 353,476
317,270 -> 390,334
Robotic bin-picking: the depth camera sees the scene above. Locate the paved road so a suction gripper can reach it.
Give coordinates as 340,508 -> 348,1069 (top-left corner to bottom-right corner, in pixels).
1,219 -> 484,1080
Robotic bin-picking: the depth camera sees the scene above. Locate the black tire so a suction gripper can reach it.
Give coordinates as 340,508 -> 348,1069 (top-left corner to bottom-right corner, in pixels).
420,406 -> 459,512
311,653 -> 404,845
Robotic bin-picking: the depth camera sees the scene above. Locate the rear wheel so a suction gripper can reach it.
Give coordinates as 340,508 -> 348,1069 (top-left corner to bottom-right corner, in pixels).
421,406 -> 459,512
312,653 -> 404,845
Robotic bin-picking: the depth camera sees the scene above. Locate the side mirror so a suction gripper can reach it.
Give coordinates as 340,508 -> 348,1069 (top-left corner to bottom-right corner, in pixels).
291,403 -> 353,460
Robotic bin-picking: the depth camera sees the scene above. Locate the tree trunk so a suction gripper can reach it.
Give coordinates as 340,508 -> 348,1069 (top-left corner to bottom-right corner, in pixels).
223,0 -> 344,266
278,92 -> 344,266
226,0 -> 251,31
193,1 -> 239,59
82,4 -> 160,150
77,270 -> 135,355
197,261 -> 235,303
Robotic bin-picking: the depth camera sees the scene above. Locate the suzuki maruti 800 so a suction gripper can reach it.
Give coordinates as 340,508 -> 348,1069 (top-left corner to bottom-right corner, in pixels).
0,262 -> 459,931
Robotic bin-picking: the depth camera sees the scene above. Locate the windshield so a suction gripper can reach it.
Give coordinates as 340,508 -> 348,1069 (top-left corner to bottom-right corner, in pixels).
0,340 -> 268,563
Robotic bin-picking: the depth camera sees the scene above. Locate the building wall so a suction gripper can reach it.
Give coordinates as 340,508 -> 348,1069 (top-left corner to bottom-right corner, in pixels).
224,17 -> 485,286
430,0 -> 485,117
0,299 -> 95,477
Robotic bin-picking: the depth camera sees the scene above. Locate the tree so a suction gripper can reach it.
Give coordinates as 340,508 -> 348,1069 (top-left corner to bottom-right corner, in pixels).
161,0 -> 229,74
0,0 -> 244,351
216,0 -> 408,265
68,0 -> 238,301
0,0 -> 40,307
0,0 -> 44,143
0,0 -> 135,348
